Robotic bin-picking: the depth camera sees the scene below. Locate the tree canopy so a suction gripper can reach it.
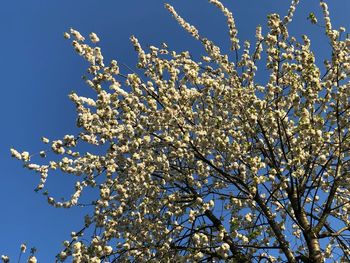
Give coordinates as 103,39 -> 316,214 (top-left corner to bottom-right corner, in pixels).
6,0 -> 350,262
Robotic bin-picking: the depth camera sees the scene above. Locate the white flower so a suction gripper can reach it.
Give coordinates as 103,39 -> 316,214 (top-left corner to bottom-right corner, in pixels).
103,245 -> 113,255
21,151 -> 30,161
89,32 -> 100,43
90,257 -> 101,263
241,235 -> 249,243
63,32 -> 70,39
20,243 -> 27,253
70,28 -> 85,41
27,164 -> 40,170
41,137 -> 50,144
73,241 -> 82,251
27,256 -> 37,263
245,213 -> 253,222
59,252 -> 67,261
1,255 -> 9,263
10,148 -> 22,160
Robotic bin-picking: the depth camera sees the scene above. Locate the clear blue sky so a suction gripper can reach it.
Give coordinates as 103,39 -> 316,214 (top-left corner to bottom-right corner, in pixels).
1,0 -> 349,261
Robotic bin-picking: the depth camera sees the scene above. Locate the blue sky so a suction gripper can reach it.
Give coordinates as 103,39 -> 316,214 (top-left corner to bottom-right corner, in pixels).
1,0 -> 349,261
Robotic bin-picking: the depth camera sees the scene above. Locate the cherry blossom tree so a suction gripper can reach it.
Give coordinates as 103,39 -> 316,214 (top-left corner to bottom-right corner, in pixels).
7,0 -> 350,262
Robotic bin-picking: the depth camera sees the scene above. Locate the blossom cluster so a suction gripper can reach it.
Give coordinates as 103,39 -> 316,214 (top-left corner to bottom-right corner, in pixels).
8,0 -> 350,262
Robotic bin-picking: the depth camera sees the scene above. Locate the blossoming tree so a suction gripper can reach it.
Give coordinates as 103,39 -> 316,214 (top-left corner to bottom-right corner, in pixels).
7,0 -> 350,262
